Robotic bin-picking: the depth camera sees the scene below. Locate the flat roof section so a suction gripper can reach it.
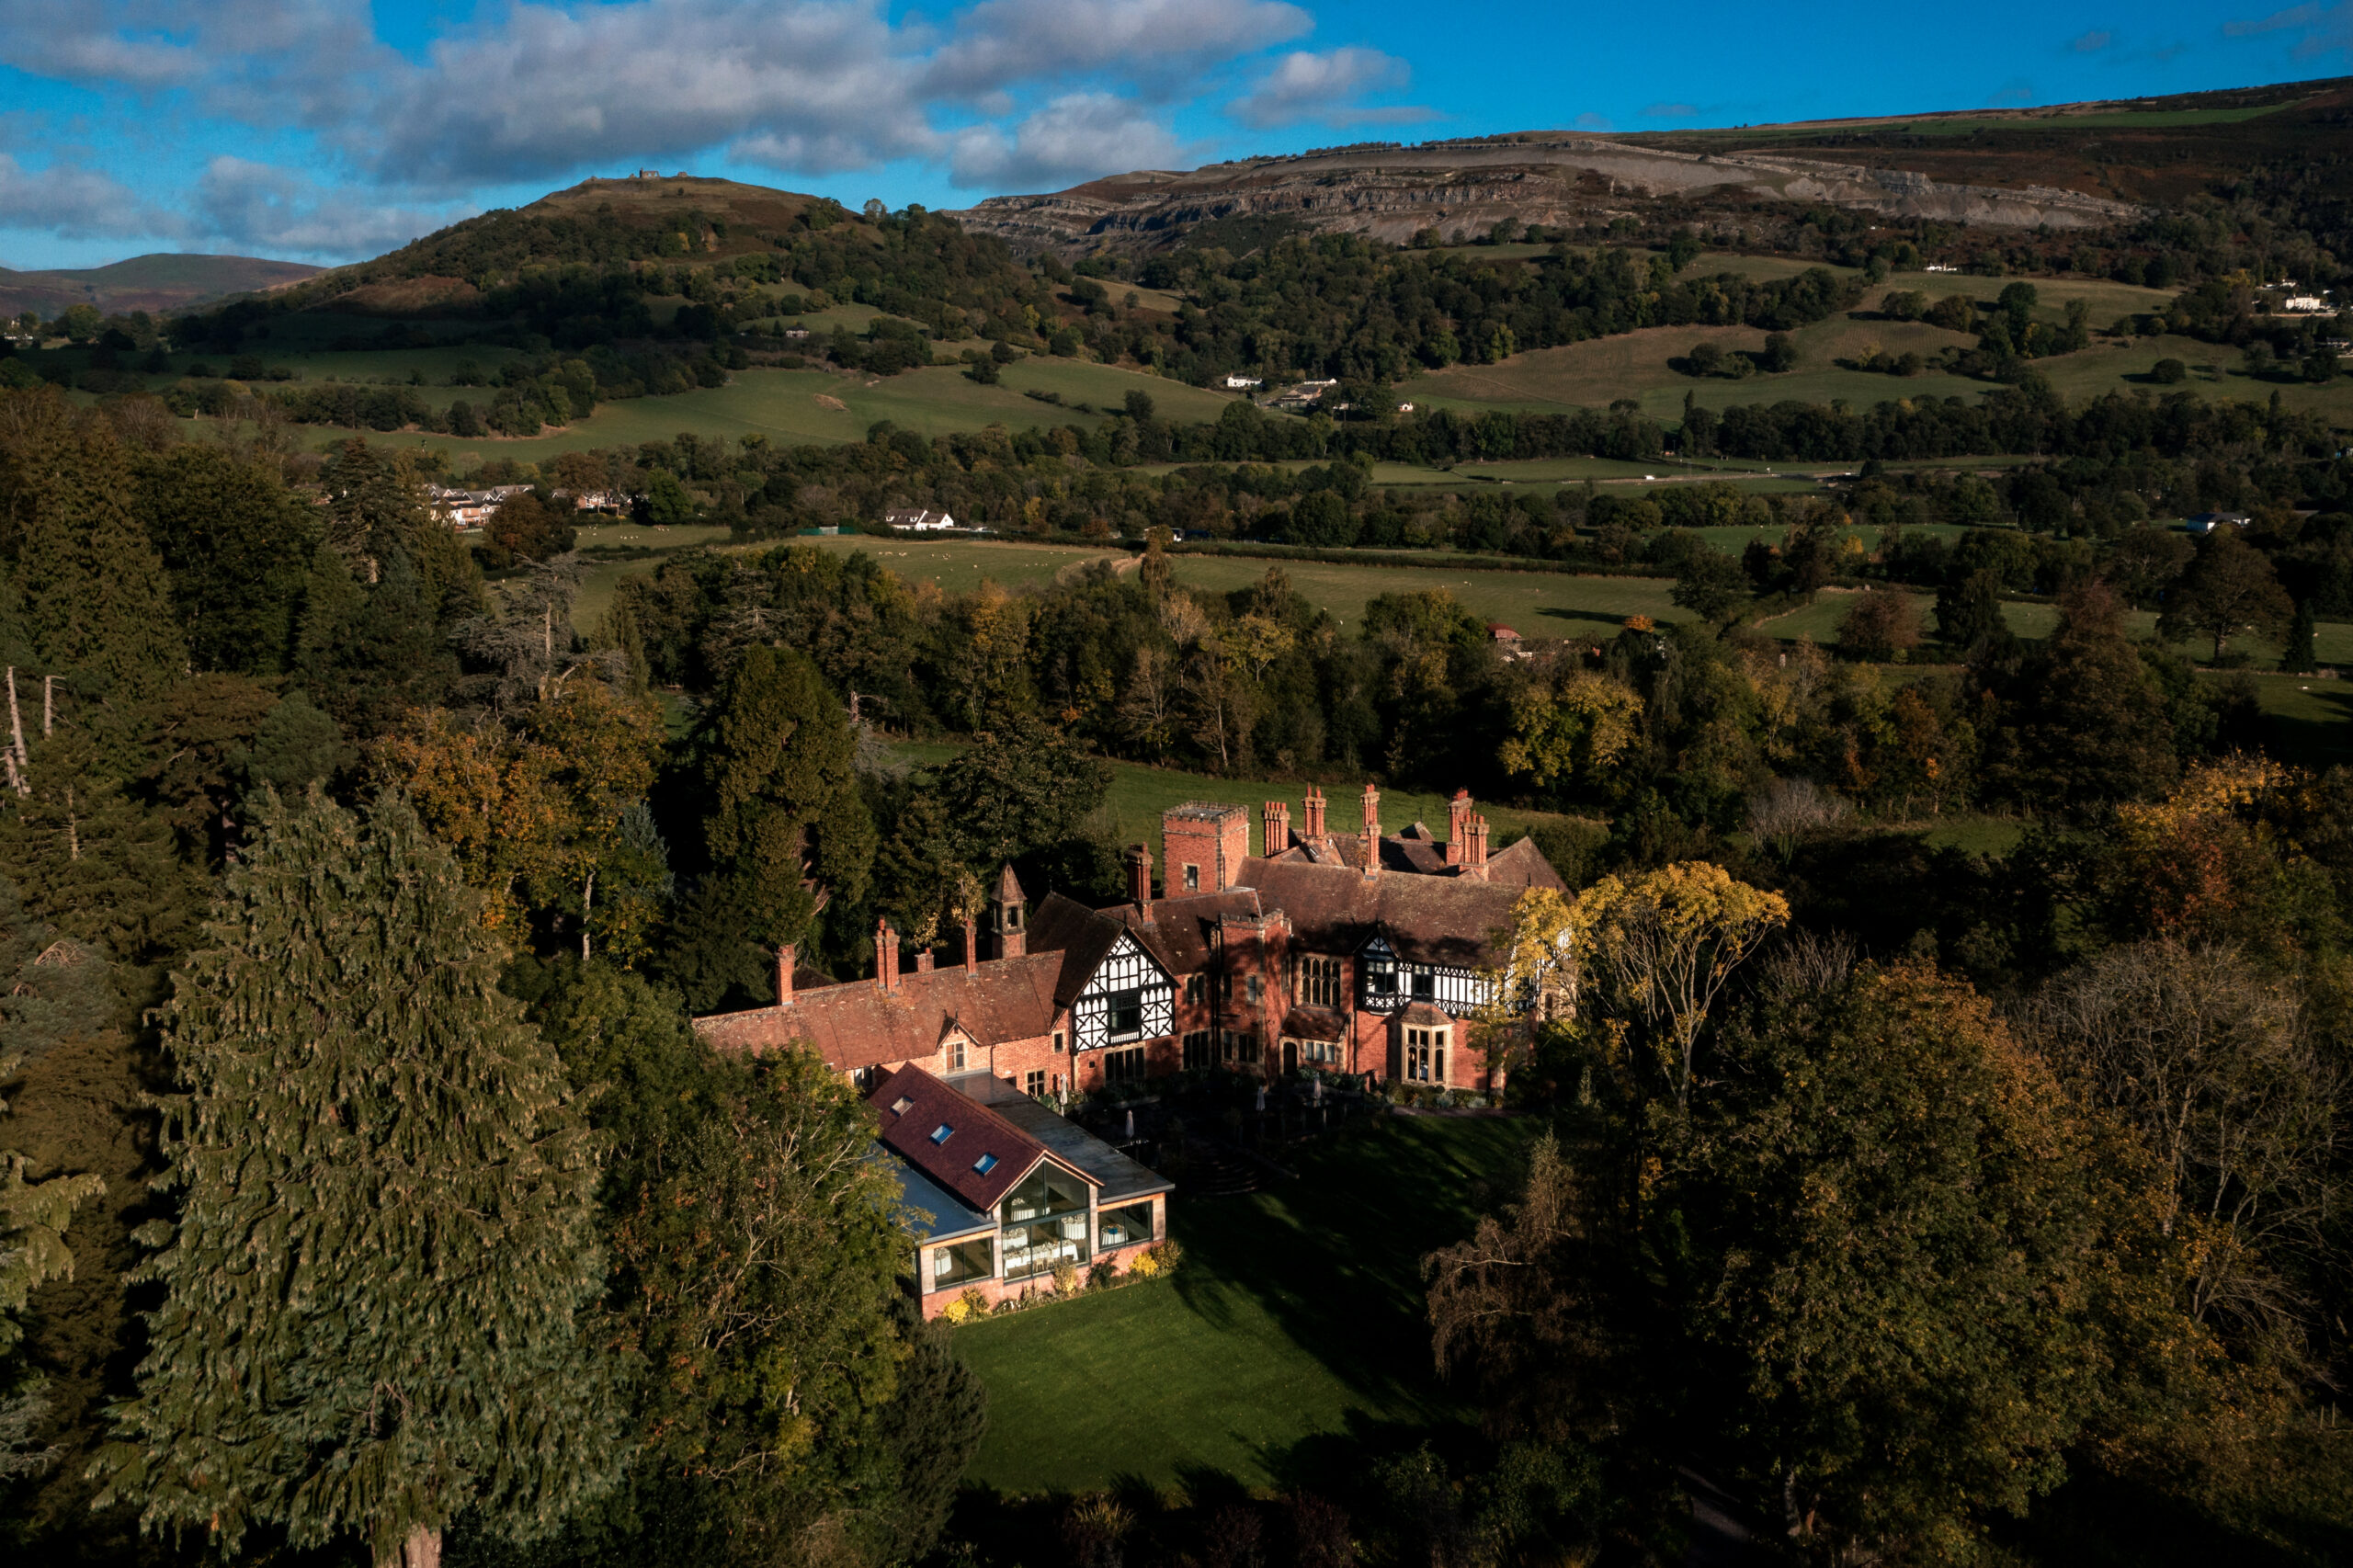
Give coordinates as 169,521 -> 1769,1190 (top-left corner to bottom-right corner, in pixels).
991,1097 -> 1175,1207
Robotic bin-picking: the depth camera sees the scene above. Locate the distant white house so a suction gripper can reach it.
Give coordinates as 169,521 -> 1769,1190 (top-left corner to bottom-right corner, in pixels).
2186,511 -> 2252,535
1267,379 -> 1339,410
883,507 -> 958,531
1222,374 -> 1263,390
2283,296 -> 2332,313
1924,263 -> 1961,274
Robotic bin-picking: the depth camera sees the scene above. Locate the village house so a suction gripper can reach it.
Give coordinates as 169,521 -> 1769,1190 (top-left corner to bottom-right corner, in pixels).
695,786 -> 1558,1100
883,507 -> 959,531
872,1062 -> 1171,1317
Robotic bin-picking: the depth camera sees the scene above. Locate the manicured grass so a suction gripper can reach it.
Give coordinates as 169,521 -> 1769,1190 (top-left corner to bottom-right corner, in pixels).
951,1115 -> 1534,1494
2222,672 -> 2353,767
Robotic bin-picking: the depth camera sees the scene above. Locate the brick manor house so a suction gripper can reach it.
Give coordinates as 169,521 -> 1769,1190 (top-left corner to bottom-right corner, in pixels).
695,785 -> 1560,1098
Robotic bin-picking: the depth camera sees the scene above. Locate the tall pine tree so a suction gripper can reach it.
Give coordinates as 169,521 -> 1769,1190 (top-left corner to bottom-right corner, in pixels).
95,790 -> 620,1568
698,644 -> 874,954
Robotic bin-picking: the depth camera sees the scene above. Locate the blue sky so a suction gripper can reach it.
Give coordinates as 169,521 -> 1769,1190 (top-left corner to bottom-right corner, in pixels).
1,0 -> 2347,271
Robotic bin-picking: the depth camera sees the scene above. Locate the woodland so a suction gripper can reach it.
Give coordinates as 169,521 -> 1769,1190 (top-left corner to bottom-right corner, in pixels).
0,128 -> 2349,1566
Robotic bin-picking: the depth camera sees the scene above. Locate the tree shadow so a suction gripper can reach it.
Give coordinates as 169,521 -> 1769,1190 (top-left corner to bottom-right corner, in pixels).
2263,683 -> 2353,767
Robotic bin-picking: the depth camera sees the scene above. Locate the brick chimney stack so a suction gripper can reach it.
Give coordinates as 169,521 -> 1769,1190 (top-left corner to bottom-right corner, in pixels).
876,916 -> 900,991
1463,815 -> 1491,880
1302,786 -> 1325,840
963,915 -> 980,976
1360,783 -> 1381,880
1263,800 -> 1290,857
775,942 -> 796,1007
915,947 -> 934,973
1445,790 -> 1472,867
1128,843 -> 1154,921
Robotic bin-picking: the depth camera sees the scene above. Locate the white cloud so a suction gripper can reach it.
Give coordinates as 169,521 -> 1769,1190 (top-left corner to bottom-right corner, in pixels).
947,93 -> 1188,189
0,153 -> 186,241
195,156 -> 468,256
1227,46 -> 1426,130
0,0 -> 1359,256
924,0 -> 1311,97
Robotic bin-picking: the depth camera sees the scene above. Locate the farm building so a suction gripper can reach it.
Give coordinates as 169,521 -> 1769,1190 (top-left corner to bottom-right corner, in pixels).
694,787 -> 1558,1100
883,507 -> 959,530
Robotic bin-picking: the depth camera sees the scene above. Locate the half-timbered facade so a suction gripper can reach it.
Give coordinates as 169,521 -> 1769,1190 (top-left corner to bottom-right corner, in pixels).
692,785 -> 1561,1103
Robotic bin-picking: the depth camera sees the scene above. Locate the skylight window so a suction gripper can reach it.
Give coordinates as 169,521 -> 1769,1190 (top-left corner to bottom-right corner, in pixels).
972,1153 -> 998,1175
891,1096 -> 915,1116
929,1123 -> 954,1144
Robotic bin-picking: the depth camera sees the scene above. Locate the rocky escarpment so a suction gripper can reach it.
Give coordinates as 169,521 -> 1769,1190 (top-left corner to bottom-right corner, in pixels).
949,136 -> 2146,256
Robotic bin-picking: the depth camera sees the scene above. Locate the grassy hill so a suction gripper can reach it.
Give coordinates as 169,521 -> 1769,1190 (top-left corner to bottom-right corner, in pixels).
0,253 -> 319,319
1413,258 -> 2353,426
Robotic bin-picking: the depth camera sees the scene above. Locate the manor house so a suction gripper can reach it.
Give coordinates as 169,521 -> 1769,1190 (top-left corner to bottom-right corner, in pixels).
695,786 -> 1559,1098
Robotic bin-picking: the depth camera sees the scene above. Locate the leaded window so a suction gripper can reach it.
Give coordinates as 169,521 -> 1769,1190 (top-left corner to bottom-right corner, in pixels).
1295,954 -> 1343,1007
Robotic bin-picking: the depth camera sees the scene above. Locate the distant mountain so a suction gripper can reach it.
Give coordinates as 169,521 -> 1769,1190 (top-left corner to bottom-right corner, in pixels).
951,76 -> 2353,256
0,254 -> 322,319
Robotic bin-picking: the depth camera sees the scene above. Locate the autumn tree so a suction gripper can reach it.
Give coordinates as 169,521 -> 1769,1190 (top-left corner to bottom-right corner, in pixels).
1574,861 -> 1788,1112
1498,669 -> 1643,797
1677,960 -> 2241,1559
94,790 -> 620,1568
1999,580 -> 2176,809
1834,587 -> 1922,662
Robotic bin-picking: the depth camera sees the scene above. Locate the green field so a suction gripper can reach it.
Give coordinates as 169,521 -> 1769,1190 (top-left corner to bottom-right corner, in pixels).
888,738 -> 1595,849
952,1115 -> 1530,1494
1411,262 -> 2353,428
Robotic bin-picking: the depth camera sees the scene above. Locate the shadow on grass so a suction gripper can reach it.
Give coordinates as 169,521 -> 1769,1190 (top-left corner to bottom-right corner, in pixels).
1167,1115 -> 1531,1432
2263,682 -> 2353,768
1537,604 -> 1652,629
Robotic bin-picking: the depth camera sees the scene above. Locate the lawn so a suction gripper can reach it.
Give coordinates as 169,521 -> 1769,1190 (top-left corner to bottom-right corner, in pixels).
887,741 -> 1594,850
951,1115 -> 1533,1494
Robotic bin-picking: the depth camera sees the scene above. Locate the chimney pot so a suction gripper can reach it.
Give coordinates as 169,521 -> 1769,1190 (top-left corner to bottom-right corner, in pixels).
876,917 -> 899,991
775,942 -> 796,1007
963,915 -> 979,976
1262,800 -> 1290,858
915,948 -> 933,973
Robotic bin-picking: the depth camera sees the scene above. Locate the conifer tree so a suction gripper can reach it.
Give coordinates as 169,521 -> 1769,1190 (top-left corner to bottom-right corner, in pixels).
95,790 -> 620,1568
698,645 -> 874,953
2,408 -> 184,703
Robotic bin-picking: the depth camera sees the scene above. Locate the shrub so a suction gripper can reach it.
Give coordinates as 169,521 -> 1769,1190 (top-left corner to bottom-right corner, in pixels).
1051,1260 -> 1081,1298
1087,1260 -> 1120,1290
1144,1239 -> 1184,1276
2152,358 -> 2188,384
942,1288 -> 992,1324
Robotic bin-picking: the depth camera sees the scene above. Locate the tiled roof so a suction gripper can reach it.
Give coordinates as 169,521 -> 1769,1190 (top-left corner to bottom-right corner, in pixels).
1025,892 -> 1132,1006
1399,1001 -> 1454,1027
1263,833 -> 1562,891
695,952 -> 1063,1067
867,1063 -> 1068,1211
1233,857 -> 1527,969
1109,887 -> 1265,976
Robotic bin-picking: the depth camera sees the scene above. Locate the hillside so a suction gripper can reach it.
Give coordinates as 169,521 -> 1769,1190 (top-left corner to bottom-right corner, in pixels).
0,253 -> 320,319
950,76 -> 2353,256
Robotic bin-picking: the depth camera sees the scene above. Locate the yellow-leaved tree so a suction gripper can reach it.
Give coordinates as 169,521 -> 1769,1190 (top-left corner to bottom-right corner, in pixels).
1498,670 -> 1643,794
1575,861 -> 1789,1112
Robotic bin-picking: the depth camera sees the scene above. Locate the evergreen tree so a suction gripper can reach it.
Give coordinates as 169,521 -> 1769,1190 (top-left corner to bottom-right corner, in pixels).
1,405 -> 184,703
94,790 -> 620,1568
2279,598 -> 2317,674
698,645 -> 875,953
134,445 -> 318,676
2000,582 -> 2177,811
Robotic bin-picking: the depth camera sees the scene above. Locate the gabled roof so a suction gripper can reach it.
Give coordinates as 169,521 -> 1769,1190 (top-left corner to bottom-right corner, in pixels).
1233,857 -> 1527,969
1026,891 -> 1140,1006
867,1063 -> 1082,1211
1264,832 -> 1562,891
1110,887 -> 1265,976
695,951 -> 1063,1068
